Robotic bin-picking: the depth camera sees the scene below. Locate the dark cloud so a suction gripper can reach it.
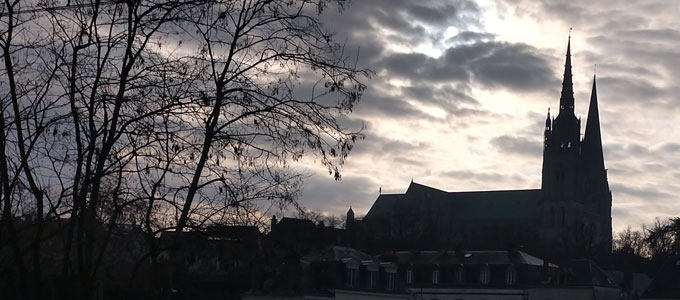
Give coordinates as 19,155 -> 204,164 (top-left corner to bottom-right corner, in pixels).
610,183 -> 672,201
349,132 -> 429,158
447,31 -> 496,44
490,135 -> 543,157
323,0 -> 484,52
379,41 -> 559,93
297,174 -> 379,216
652,142 -> 680,154
614,29 -> 680,43
441,170 -> 525,183
401,83 -> 479,112
352,90 -> 426,119
603,142 -> 650,161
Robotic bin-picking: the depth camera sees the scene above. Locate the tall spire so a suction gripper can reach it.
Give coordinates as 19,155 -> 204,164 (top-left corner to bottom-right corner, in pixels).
583,74 -> 605,171
559,34 -> 575,115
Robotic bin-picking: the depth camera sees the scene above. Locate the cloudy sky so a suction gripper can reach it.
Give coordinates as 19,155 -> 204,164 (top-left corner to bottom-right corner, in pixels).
291,0 -> 680,233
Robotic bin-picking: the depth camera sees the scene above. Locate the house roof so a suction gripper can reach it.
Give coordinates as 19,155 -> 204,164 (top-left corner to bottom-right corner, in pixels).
565,259 -> 618,288
641,257 -> 680,299
302,246 -> 373,262
391,250 -> 557,267
365,181 -> 541,221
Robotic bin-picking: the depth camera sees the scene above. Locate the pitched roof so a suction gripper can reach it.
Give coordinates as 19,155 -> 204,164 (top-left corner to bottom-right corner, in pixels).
392,250 -> 556,267
365,181 -> 541,221
642,257 -> 680,299
565,259 -> 618,287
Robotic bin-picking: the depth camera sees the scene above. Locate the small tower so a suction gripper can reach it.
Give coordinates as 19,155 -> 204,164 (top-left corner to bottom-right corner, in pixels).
346,207 -> 355,229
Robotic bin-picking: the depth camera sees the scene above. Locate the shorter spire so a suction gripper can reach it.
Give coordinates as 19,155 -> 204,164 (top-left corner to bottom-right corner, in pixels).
583,75 -> 605,171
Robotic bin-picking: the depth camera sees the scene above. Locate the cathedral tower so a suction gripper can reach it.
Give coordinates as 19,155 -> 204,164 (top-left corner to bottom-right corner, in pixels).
540,38 -> 612,260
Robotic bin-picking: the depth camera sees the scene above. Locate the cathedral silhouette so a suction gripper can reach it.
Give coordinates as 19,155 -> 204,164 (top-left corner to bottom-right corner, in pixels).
357,38 -> 612,262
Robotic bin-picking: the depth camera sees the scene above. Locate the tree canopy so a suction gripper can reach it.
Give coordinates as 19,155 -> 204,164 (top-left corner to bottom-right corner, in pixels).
0,1 -> 370,299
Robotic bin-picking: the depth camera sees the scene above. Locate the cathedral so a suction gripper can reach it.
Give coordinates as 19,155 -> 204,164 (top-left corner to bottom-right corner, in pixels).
358,39 -> 613,263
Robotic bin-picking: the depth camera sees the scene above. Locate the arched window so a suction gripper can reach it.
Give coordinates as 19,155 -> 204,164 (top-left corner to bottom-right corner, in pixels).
480,265 -> 490,285
506,265 -> 516,285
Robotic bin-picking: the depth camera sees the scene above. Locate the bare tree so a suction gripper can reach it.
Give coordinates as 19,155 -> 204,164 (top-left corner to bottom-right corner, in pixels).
296,207 -> 343,228
613,225 -> 649,258
1,0 -> 369,299
645,217 -> 680,258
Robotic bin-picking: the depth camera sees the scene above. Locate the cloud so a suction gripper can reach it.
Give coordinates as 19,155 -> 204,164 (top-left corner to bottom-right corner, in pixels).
489,135 -> 543,157
297,173 -> 379,217
349,133 -> 430,158
610,183 -> 672,201
378,41 -> 559,94
440,169 -> 525,183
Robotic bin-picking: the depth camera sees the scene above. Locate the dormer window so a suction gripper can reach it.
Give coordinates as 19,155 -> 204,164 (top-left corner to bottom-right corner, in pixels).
432,269 -> 440,284
455,267 -> 465,284
346,266 -> 358,287
506,265 -> 516,285
369,270 -> 378,289
386,271 -> 396,290
480,265 -> 490,285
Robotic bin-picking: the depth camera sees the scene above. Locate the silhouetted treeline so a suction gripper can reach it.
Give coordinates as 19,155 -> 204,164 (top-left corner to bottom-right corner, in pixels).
0,0 -> 369,299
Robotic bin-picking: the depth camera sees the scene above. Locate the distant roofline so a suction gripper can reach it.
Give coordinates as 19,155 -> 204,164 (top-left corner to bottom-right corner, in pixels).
405,181 -> 541,195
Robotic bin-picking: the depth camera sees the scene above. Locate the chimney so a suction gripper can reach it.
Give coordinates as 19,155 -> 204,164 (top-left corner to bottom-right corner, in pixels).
270,215 -> 277,232
541,259 -> 550,284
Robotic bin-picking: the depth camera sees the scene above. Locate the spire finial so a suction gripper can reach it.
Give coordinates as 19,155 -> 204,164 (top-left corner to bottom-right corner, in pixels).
559,30 -> 575,114
569,27 -> 573,39
594,64 -> 597,78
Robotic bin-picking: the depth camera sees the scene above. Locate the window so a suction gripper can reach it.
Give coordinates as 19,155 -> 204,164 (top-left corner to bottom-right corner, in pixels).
406,269 -> 414,284
386,272 -> 396,290
369,271 -> 378,289
506,265 -> 516,285
346,267 -> 358,287
480,265 -> 490,285
432,269 -> 440,284
455,267 -> 465,284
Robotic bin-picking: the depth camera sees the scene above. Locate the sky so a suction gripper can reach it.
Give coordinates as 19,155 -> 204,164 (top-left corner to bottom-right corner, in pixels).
291,0 -> 680,233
